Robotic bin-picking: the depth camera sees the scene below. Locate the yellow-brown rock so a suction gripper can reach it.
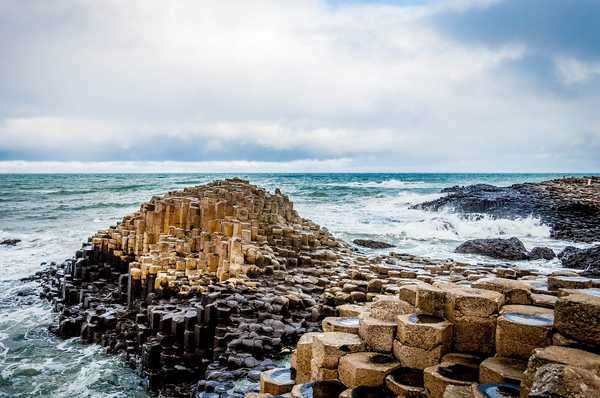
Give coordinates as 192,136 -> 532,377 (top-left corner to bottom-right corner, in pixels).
259,368 -> 295,395
396,313 -> 453,351
555,290 -> 600,346
338,352 -> 400,388
311,332 -> 365,370
479,357 -> 526,385
496,305 -> 554,359
424,362 -> 479,398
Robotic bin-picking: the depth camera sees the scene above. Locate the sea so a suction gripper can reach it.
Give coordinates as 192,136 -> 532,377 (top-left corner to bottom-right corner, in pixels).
0,173 -> 597,397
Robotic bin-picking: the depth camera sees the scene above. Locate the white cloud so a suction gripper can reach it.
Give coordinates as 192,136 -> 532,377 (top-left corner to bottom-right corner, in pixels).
0,0 -> 598,171
0,159 -> 353,173
555,57 -> 600,85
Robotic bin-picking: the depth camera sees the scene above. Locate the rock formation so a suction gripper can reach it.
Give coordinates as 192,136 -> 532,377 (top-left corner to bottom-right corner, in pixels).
258,256 -> 600,398
558,245 -> 600,276
455,237 -> 530,260
414,177 -> 600,243
34,178 -> 600,397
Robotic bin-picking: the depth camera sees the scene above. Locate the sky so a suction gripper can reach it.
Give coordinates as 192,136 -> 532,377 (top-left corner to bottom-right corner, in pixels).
0,0 -> 599,173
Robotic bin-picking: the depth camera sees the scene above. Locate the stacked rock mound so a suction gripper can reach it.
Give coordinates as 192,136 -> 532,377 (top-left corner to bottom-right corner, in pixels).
252,253 -> 600,398
39,179 -> 357,396
90,178 -> 339,287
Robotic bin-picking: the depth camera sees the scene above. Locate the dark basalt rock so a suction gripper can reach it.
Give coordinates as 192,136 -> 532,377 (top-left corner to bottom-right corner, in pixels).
558,245 -> 600,275
34,244 -> 340,397
0,238 -> 21,246
352,239 -> 395,249
528,246 -> 556,260
413,177 -> 600,243
455,237 -> 529,260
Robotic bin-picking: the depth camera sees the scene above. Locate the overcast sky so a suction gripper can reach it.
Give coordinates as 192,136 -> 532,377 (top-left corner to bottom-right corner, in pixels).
1,0 -> 599,172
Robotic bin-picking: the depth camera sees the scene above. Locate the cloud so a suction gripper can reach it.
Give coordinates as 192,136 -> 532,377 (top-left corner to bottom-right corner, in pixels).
0,0 -> 598,171
0,159 -> 354,173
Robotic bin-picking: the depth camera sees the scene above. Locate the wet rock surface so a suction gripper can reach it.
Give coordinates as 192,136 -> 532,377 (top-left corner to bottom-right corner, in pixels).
352,240 -> 395,249
414,177 -> 600,243
455,237 -> 529,261
528,246 -> 556,260
558,245 -> 600,276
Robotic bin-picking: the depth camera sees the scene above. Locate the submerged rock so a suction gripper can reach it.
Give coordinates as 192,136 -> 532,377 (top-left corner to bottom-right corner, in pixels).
352,240 -> 395,249
455,237 -> 529,260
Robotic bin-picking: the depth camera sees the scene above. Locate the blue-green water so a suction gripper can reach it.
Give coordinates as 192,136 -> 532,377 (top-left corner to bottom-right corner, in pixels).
0,173 -> 596,397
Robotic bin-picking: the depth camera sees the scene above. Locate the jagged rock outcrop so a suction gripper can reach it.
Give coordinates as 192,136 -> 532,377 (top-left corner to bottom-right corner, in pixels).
455,237 -> 530,260
413,177 -> 600,243
558,245 -> 600,275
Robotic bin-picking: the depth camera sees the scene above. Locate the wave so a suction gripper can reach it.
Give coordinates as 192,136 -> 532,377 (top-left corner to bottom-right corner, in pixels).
394,212 -> 551,241
323,179 -> 442,189
52,201 -> 141,212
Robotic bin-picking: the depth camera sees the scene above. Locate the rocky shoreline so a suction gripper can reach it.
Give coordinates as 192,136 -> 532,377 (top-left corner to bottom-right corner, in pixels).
33,178 -> 600,397
413,176 -> 600,243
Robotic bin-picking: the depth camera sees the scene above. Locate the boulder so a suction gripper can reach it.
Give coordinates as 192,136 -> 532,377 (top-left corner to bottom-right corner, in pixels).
528,246 -> 556,260
455,237 -> 529,261
521,346 -> 600,397
558,245 -> 600,275
353,239 -> 395,249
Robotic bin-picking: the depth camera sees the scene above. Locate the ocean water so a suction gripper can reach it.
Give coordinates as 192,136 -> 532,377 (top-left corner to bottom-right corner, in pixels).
0,173 -> 596,397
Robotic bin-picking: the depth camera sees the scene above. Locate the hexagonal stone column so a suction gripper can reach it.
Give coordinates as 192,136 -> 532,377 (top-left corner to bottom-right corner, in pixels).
358,315 -> 396,353
555,290 -> 600,347
424,362 -> 479,398
311,332 -> 365,380
495,305 -> 554,359
259,367 -> 295,395
338,352 -> 400,388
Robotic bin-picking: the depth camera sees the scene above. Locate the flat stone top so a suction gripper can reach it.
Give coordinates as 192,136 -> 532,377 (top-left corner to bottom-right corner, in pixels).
399,313 -> 451,327
550,276 -> 592,282
340,352 -> 400,371
473,277 -> 530,291
533,346 -> 600,370
262,367 -> 295,385
560,289 -> 600,303
448,286 -> 505,301
480,357 -> 527,379
500,304 -> 554,326
298,332 -> 324,345
315,332 -> 364,349
446,287 -> 505,317
500,304 -> 554,316
334,317 -> 361,327
360,315 -> 396,327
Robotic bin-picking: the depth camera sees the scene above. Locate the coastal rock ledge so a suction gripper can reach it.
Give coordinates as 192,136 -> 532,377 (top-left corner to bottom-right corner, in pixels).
413,177 -> 600,243
35,179 -> 600,398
